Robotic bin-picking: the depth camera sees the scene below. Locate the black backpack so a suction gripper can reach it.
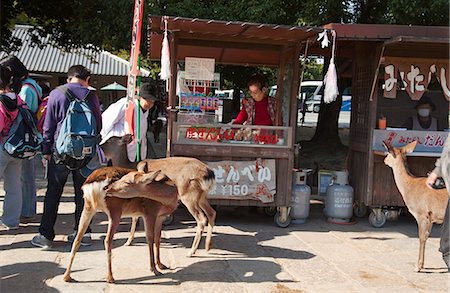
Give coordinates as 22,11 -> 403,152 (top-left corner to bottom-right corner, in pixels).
1,95 -> 43,159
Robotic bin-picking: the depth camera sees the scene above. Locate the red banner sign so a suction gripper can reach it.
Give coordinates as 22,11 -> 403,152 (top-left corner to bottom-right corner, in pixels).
125,0 -> 144,136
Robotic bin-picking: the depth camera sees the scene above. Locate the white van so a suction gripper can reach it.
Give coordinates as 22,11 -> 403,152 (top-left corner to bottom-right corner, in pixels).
300,81 -> 323,113
270,81 -> 323,113
271,81 -> 351,113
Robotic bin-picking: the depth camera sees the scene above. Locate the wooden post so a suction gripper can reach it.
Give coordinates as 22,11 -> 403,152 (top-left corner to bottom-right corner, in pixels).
289,43 -> 302,132
275,47 -> 288,126
167,32 -> 178,157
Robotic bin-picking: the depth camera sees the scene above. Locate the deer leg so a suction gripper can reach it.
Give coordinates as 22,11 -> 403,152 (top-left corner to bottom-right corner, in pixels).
125,216 -> 138,246
155,204 -> 177,270
143,214 -> 161,276
183,199 -> 207,257
105,211 -> 122,283
415,218 -> 432,272
154,215 -> 169,270
199,194 -> 216,252
63,203 -> 96,282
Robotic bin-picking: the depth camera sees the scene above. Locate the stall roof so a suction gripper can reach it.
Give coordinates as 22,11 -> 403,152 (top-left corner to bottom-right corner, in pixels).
322,23 -> 449,41
148,16 -> 320,66
383,36 -> 449,59
309,23 -> 449,59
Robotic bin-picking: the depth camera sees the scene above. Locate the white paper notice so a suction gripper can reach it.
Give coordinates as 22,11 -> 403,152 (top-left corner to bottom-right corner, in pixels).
185,57 -> 215,81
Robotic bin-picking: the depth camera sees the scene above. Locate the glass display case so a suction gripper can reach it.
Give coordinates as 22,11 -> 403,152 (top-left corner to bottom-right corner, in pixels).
173,122 -> 293,148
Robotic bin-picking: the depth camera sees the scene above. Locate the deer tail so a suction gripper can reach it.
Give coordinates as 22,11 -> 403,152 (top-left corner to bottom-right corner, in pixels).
199,168 -> 215,193
82,179 -> 110,211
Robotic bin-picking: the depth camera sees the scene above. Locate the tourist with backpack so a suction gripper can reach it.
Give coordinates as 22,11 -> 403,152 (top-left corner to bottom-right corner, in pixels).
0,65 -> 26,230
0,55 -> 43,221
31,65 -> 102,249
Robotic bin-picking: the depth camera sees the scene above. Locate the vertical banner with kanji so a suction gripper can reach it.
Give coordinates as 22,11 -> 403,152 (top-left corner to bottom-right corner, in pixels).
207,159 -> 276,203
125,0 -> 144,137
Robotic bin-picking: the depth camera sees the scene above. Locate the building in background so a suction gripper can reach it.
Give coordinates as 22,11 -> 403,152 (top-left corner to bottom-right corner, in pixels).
0,25 -> 150,107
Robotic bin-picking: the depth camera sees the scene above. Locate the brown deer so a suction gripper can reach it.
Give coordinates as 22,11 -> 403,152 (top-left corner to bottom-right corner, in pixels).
63,167 -> 178,283
100,134 -> 137,169
383,140 -> 448,272
138,157 -> 216,257
100,136 -> 217,256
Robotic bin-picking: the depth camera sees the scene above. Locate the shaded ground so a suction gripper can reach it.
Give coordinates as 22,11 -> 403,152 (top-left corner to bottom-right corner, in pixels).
296,125 -> 349,190
1,125 -> 449,292
0,193 -> 448,293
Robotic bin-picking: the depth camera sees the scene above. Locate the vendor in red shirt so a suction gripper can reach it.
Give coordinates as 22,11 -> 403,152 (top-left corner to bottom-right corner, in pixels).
233,74 -> 276,126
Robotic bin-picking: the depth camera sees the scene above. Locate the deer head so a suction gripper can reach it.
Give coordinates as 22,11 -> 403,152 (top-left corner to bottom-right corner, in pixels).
105,170 -> 163,195
383,140 -> 418,167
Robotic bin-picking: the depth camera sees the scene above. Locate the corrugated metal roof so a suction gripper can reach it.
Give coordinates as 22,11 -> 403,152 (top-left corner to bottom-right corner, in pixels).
0,25 -> 149,76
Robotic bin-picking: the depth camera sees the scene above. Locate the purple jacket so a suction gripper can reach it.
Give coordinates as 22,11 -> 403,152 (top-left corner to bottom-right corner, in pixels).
42,82 -> 102,155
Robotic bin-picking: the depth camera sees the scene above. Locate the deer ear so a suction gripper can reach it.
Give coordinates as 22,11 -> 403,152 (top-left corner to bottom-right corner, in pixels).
138,170 -> 162,184
119,134 -> 133,145
137,161 -> 147,172
403,140 -> 418,154
382,141 -> 389,150
382,140 -> 396,158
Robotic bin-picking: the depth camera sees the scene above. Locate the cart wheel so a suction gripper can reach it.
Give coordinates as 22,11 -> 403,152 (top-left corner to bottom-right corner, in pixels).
369,210 -> 386,228
354,204 -> 368,218
162,214 -> 174,226
264,207 -> 277,217
274,212 -> 291,228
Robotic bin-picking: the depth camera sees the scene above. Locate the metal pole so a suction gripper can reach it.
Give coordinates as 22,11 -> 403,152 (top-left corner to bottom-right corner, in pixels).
136,55 -> 142,162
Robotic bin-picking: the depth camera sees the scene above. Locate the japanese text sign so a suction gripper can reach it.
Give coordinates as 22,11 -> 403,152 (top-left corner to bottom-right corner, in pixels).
373,129 -> 448,154
207,159 -> 276,203
383,57 -> 450,101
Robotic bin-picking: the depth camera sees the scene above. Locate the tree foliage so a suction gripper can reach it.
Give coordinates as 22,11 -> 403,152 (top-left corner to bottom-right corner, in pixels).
2,0 -> 448,54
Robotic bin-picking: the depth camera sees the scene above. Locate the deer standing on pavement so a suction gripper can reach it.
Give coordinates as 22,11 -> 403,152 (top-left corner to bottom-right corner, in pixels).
383,140 -> 448,272
138,157 -> 216,257
100,135 -> 217,256
63,167 -> 178,283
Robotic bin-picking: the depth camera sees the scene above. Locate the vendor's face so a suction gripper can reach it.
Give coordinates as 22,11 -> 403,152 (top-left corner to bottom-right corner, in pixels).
140,97 -> 155,111
417,104 -> 432,118
249,84 -> 265,102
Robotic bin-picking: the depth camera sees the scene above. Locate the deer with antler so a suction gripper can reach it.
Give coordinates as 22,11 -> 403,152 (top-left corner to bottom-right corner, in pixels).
383,140 -> 448,272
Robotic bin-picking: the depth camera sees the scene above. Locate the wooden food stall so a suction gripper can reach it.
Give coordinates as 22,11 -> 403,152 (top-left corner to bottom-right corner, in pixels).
324,24 -> 449,227
148,16 -> 319,227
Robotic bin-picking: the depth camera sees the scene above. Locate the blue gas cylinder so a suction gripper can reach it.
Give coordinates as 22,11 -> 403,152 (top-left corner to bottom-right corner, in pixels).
325,170 -> 354,223
290,171 -> 311,224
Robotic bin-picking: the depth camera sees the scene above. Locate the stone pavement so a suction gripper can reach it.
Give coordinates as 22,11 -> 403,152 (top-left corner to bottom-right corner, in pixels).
0,152 -> 449,292
1,181 -> 449,293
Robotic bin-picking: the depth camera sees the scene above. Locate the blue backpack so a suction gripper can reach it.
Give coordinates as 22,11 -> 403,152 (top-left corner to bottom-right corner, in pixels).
1,96 -> 43,159
55,85 -> 98,170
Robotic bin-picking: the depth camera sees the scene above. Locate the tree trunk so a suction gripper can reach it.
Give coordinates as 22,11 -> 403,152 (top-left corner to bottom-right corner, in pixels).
309,57 -> 344,148
310,94 -> 343,147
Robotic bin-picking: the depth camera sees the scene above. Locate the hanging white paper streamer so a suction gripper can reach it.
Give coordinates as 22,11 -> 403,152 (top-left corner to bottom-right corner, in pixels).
159,17 -> 171,81
323,30 -> 339,104
317,30 -> 330,48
